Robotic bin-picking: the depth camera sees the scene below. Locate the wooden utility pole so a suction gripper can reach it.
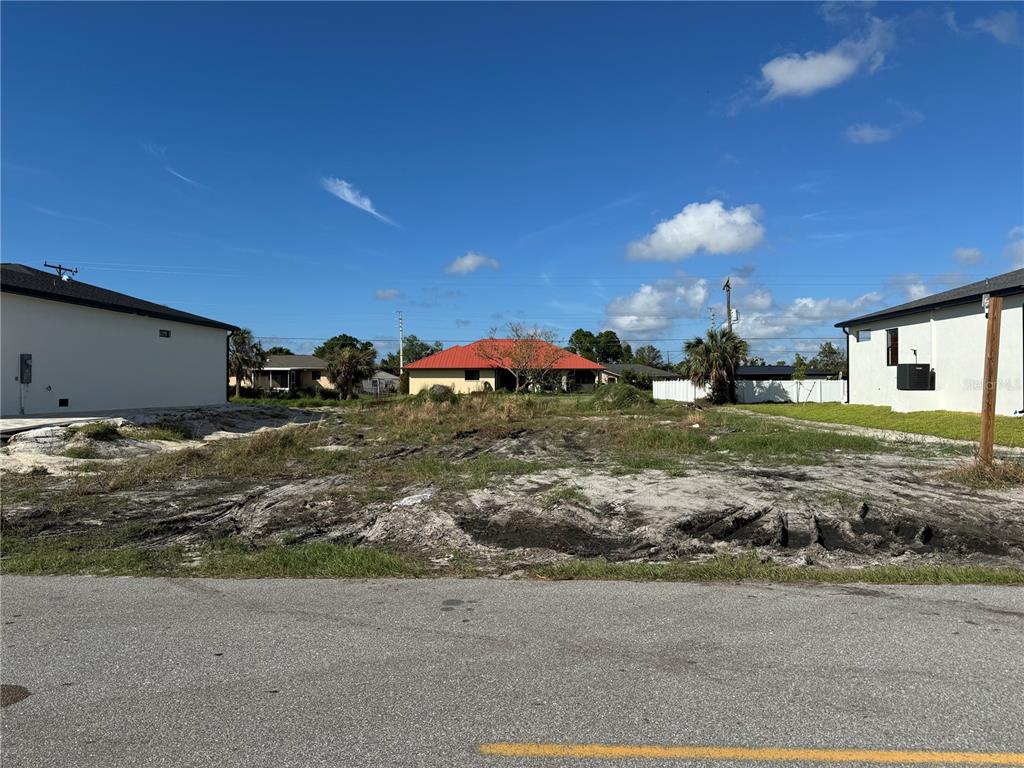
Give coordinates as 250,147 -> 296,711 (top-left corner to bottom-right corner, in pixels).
979,295 -> 1003,465
723,278 -> 733,333
397,310 -> 405,374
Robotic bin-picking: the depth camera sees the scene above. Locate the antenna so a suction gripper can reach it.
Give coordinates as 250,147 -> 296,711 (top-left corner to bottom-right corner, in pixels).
43,261 -> 78,281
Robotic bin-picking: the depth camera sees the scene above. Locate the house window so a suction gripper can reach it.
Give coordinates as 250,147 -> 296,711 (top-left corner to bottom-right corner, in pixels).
310,370 -> 321,378
857,330 -> 871,342
464,370 -> 480,381
886,328 -> 898,366
58,398 -> 69,408
159,329 -> 171,338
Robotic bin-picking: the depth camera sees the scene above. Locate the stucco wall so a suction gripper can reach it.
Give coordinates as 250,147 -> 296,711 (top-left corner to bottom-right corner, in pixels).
846,293 -> 1023,415
2,292 -> 230,416
408,369 -> 497,395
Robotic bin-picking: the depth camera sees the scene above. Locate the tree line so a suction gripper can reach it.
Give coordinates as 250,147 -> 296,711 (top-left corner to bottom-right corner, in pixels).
230,324 -> 847,403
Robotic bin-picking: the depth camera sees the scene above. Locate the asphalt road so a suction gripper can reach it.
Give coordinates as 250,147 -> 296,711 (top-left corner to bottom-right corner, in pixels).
1,577 -> 1022,768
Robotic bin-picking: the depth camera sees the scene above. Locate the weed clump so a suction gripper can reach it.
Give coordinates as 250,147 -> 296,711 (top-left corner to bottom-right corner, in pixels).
70,422 -> 121,441
425,385 -> 458,405
590,383 -> 653,410
942,459 -> 1024,488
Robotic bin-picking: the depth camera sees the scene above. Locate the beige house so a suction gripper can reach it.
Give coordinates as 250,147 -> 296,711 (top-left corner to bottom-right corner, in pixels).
230,354 -> 331,393
405,339 -> 603,395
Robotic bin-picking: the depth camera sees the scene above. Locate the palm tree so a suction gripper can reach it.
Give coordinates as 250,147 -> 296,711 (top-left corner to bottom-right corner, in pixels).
682,328 -> 749,404
325,347 -> 377,399
229,329 -> 265,397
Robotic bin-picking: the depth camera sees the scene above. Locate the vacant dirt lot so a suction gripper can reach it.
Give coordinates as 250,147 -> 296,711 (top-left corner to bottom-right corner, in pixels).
2,392 -> 1023,574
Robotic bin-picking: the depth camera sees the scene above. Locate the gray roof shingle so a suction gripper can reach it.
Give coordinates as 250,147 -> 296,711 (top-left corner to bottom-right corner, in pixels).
835,268 -> 1024,327
1,263 -> 238,331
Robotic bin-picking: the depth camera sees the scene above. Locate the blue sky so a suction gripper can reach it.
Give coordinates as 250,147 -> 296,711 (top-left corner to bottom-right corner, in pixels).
3,1 -> 1022,362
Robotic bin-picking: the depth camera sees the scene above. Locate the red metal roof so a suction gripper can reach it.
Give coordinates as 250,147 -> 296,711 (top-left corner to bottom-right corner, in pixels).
405,339 -> 603,371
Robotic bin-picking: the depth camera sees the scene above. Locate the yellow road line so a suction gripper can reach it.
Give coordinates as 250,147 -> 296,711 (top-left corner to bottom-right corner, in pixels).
477,743 -> 1024,765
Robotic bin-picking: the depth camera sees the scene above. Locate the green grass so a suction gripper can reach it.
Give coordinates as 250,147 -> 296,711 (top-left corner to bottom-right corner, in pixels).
0,537 -> 420,578
604,410 -> 885,469
62,445 -> 100,460
543,486 -> 591,505
120,423 -> 193,441
535,554 -> 1024,585
197,541 -> 422,578
0,536 -> 187,576
738,403 -> 1024,447
70,421 -> 121,440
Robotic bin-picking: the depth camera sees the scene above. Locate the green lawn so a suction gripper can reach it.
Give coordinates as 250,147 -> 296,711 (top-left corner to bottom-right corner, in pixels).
737,403 -> 1024,447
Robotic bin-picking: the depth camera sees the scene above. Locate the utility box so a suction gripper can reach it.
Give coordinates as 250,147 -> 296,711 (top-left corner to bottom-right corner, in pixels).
19,354 -> 32,384
897,363 -> 932,391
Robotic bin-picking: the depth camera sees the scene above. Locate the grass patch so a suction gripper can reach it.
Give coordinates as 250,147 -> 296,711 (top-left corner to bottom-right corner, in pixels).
197,541 -> 422,578
543,486 -> 590,506
0,537 -> 421,578
62,445 -> 100,460
738,403 -> 1024,447
942,459 -> 1024,488
70,421 -> 121,441
121,423 -> 192,441
535,554 -> 1024,585
604,410 -> 885,468
229,395 -> 366,409
1,536 -> 186,576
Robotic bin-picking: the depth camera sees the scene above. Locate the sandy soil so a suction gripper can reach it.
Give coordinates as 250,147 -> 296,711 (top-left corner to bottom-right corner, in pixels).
3,406 -> 1022,572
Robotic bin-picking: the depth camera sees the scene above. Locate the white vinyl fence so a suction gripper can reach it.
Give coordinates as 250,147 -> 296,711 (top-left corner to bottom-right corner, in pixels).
654,378 -> 847,404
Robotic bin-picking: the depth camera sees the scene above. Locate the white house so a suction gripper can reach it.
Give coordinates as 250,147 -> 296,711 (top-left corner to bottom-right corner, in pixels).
2,263 -> 238,416
836,268 -> 1023,416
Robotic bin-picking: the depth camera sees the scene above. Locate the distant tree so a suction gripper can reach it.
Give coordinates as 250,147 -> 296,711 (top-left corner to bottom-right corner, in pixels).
314,333 -> 376,360
621,342 -> 634,363
567,329 -> 598,361
774,359 -> 787,366
632,345 -> 664,368
808,341 -> 848,379
229,329 -> 265,397
744,355 -> 766,367
265,345 -> 293,356
594,330 -> 628,363
477,323 -> 566,393
620,369 -> 653,390
681,329 -> 749,404
380,335 -> 443,375
325,347 -> 377,400
792,352 -> 808,381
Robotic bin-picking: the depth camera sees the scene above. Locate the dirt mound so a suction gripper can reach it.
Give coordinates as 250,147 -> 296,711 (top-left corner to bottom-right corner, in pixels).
590,383 -> 654,410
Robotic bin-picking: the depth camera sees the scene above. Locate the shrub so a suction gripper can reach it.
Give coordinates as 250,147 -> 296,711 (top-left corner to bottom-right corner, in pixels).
71,422 -> 121,441
590,383 -> 653,410
426,384 -> 458,405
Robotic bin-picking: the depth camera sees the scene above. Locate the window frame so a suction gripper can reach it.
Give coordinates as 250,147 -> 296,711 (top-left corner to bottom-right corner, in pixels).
885,328 -> 899,367
856,329 -> 871,342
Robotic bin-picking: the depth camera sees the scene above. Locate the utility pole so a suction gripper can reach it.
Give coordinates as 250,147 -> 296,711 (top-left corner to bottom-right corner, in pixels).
43,261 -> 78,280
723,278 -> 733,333
979,294 -> 1003,466
397,310 -> 405,374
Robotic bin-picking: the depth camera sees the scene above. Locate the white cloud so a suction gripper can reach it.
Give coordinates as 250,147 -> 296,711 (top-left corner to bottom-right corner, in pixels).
627,200 -> 765,261
445,250 -> 500,275
952,247 -> 983,265
320,177 -> 395,225
974,10 -> 1019,45
846,100 -> 923,144
760,17 -> 893,100
374,288 -> 399,300
605,277 -> 709,335
1006,226 -> 1024,268
905,282 -> 930,300
846,123 -> 892,144
743,289 -> 775,312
